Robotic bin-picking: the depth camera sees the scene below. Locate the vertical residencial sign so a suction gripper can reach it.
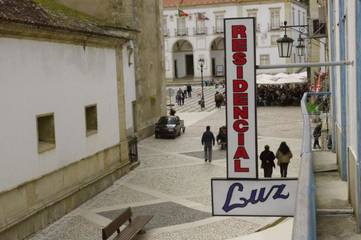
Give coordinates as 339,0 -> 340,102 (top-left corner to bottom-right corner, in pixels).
225,18 -> 257,179
211,18 -> 298,217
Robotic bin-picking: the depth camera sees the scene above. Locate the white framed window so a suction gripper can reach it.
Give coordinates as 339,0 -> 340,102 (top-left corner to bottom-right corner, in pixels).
247,9 -> 258,31
177,17 -> 187,35
298,10 -> 301,25
303,12 -> 306,25
271,35 -> 280,46
163,15 -> 168,36
292,7 -> 295,25
270,8 -> 280,30
260,54 -> 270,65
196,16 -> 206,34
215,14 -> 224,33
37,113 -> 56,153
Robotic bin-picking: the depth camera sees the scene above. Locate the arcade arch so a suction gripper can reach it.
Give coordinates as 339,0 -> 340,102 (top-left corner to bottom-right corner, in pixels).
210,37 -> 224,77
172,40 -> 194,79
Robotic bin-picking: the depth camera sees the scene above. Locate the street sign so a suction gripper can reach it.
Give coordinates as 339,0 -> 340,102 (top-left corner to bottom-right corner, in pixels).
211,18 -> 298,218
212,179 -> 298,216
168,88 -> 175,97
224,18 -> 257,179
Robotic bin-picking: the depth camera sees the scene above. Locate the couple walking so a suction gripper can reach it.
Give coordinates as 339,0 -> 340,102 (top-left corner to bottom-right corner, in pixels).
260,142 -> 293,178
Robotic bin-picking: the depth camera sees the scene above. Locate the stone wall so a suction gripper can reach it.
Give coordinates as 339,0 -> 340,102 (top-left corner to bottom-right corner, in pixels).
0,142 -> 129,240
57,0 -> 167,139
0,23 -> 131,240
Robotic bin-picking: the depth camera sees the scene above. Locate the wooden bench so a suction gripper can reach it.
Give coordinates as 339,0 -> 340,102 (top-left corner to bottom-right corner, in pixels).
102,207 -> 153,240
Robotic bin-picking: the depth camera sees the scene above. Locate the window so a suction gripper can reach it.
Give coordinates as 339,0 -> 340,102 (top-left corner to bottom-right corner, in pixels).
163,16 -> 168,36
85,105 -> 98,136
303,12 -> 306,25
247,9 -> 258,31
270,8 -> 280,30
271,35 -> 279,46
176,17 -> 187,36
37,113 -> 56,153
298,10 -> 301,25
215,14 -> 224,33
292,8 -> 295,25
260,54 -> 270,65
196,17 -> 206,34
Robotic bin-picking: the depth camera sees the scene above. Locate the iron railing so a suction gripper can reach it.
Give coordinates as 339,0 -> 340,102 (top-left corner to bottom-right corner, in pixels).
292,92 -> 331,240
176,27 -> 188,36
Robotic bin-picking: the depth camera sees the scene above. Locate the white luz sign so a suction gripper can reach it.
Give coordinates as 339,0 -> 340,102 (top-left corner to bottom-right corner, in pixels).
212,179 -> 298,216
211,18 -> 298,217
225,18 -> 257,179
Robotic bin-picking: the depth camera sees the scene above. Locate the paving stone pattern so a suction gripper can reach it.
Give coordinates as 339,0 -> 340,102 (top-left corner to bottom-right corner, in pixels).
167,86 -> 224,112
28,106 -> 302,240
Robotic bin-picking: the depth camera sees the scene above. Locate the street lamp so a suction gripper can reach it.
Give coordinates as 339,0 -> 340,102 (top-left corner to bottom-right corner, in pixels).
277,21 -> 294,58
295,34 -> 306,57
198,58 -> 205,109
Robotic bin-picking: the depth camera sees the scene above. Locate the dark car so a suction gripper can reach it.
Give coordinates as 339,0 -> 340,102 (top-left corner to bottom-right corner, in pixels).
155,116 -> 185,139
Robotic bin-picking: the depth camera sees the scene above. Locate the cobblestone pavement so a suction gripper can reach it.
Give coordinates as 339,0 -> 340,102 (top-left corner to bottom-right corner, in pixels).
167,86 -> 224,112
27,106 -> 302,240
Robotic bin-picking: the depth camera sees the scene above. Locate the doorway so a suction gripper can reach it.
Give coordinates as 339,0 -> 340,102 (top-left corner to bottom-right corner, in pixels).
185,54 -> 194,76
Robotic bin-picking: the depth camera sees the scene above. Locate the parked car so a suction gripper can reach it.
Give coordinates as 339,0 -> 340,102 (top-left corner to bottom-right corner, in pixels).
155,116 -> 185,139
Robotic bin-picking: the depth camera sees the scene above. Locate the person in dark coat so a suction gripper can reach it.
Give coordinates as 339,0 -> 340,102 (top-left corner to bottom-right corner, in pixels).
187,84 -> 192,97
201,126 -> 215,162
276,141 -> 293,178
313,123 -> 322,149
260,145 -> 276,177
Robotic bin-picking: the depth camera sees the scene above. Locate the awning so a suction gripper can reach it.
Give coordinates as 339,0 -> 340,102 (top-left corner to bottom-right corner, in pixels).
257,72 -> 307,85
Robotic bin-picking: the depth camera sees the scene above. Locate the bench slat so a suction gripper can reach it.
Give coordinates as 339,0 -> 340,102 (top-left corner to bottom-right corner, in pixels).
114,215 -> 153,240
102,208 -> 132,240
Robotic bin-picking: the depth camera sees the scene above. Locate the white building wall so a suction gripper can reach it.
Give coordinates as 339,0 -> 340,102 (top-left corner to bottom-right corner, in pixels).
345,1 -> 358,152
164,1 -> 307,80
122,41 -> 136,134
333,0 -> 342,125
0,38 -> 120,192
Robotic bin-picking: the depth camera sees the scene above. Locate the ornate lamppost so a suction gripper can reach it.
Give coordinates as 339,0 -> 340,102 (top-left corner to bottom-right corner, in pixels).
198,58 -> 205,109
277,21 -> 307,58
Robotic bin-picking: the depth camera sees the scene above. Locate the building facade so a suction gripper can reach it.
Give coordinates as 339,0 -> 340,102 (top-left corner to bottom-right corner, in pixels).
0,1 -> 133,239
163,0 -> 308,82
59,0 -> 167,139
327,0 -> 361,231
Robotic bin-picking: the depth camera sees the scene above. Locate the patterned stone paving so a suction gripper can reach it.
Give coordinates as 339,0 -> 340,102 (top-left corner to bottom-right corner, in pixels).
98,202 -> 211,230
28,106 -> 302,240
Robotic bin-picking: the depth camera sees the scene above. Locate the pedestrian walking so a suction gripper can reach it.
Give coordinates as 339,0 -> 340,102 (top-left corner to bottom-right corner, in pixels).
201,126 -> 215,162
276,141 -> 293,178
183,86 -> 187,99
313,123 -> 322,149
187,84 -> 192,97
260,145 -> 276,178
181,91 -> 185,105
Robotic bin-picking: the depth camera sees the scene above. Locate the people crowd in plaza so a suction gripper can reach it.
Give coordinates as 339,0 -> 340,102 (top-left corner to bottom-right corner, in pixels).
257,84 -> 308,106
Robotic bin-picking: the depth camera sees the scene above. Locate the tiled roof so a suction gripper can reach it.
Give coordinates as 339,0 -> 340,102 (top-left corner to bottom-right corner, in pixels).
164,0 -> 239,7
0,0 -> 120,38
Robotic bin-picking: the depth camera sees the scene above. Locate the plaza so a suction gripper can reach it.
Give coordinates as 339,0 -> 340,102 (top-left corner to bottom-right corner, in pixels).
27,97 -> 302,240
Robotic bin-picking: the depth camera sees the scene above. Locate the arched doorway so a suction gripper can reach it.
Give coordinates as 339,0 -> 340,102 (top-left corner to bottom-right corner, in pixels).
210,37 -> 224,77
172,40 -> 194,79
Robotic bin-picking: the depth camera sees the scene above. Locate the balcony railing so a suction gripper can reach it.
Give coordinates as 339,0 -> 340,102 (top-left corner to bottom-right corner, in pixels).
194,26 -> 207,35
292,92 -> 331,240
176,27 -> 188,36
213,26 -> 224,34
